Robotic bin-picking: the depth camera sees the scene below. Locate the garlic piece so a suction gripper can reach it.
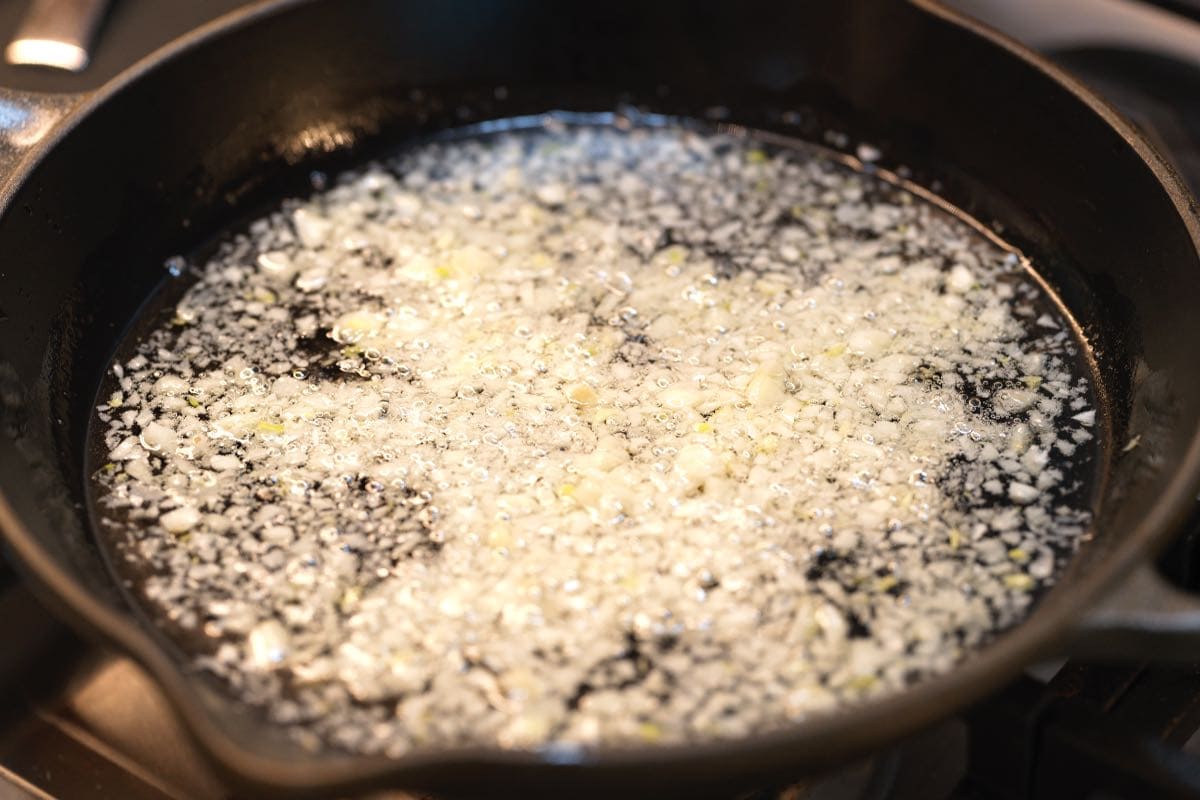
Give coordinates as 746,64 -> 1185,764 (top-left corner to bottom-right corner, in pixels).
564,382 -> 598,406
746,363 -> 786,408
247,620 -> 290,670
675,442 -> 723,490
160,506 -> 199,534
139,421 -> 176,452
292,208 -> 332,248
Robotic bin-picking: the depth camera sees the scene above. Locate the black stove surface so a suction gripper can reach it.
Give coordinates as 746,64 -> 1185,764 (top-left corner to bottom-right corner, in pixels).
3,1 -> 1200,798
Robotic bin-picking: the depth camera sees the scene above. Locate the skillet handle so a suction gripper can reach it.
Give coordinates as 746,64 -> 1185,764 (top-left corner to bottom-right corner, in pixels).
1068,562 -> 1200,660
0,87 -> 80,197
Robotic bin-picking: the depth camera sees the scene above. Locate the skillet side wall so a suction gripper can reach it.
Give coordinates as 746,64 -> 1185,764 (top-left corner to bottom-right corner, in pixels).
0,0 -> 1198,794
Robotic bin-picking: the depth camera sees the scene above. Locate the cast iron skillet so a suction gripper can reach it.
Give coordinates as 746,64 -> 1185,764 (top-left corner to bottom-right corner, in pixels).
2,0 -> 1200,796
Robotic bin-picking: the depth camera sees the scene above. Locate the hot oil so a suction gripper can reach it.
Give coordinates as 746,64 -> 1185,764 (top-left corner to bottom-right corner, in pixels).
83,115 -> 1105,747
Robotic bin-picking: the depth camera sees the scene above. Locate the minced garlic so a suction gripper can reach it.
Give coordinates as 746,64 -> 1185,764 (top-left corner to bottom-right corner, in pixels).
93,120 -> 1095,758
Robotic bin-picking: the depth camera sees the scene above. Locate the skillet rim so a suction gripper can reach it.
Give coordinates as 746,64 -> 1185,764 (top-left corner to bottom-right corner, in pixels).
1,0 -> 1200,793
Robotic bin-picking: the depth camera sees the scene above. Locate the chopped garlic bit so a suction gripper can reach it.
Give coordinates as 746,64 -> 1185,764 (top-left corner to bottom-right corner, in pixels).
210,454 -> 242,471
247,620 -> 290,670
675,442 -> 723,491
745,361 -> 785,408
160,506 -> 199,534
139,421 -> 176,452
1008,483 -> 1039,505
1072,409 -> 1096,426
564,382 -> 598,406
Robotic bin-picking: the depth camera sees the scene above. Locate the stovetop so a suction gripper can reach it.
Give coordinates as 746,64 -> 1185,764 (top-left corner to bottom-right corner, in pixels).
3,1 -> 1200,798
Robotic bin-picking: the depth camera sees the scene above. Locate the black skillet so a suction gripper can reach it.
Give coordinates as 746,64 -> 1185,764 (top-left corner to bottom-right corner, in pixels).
2,0 -> 1200,796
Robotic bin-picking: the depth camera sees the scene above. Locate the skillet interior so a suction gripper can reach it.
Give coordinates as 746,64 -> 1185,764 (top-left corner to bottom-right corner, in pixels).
1,0 -> 1200,795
